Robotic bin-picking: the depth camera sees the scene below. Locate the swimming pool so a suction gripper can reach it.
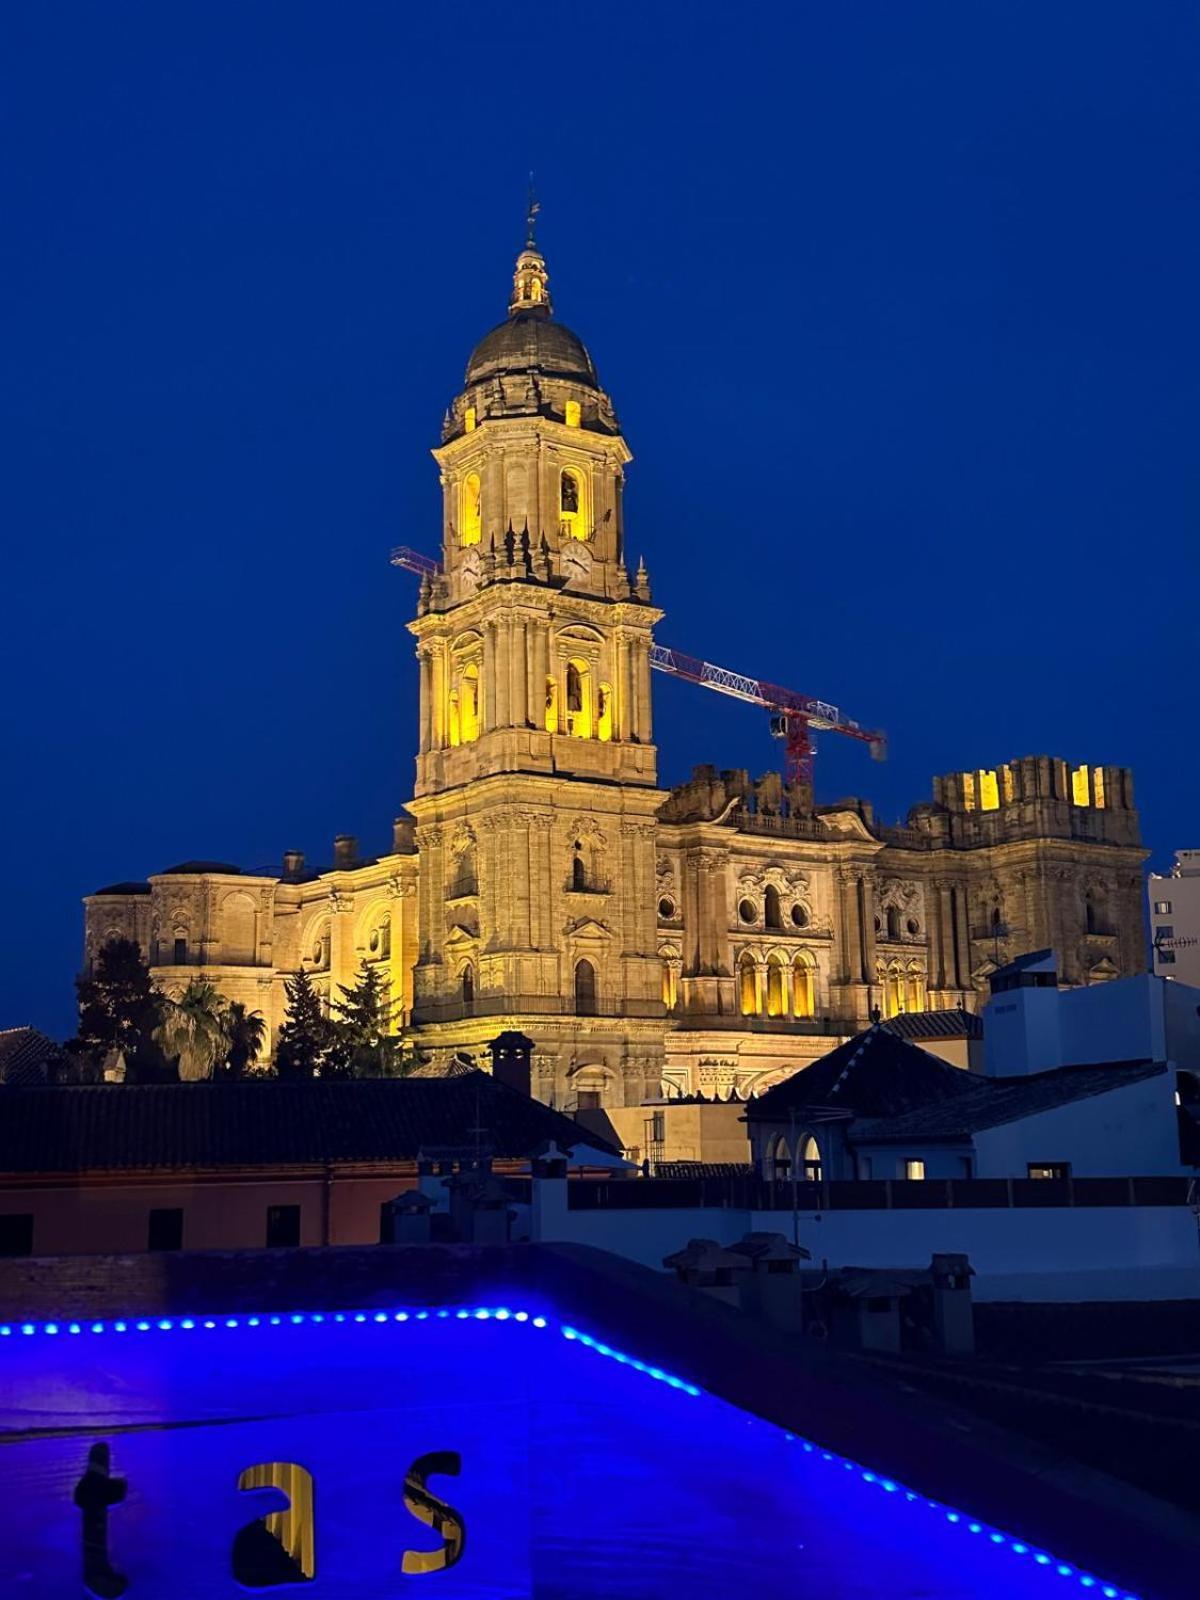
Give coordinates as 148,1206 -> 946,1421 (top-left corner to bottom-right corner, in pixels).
0,1305 -> 1142,1598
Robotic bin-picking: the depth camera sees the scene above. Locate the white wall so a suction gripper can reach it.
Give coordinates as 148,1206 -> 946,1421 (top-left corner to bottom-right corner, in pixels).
984,973 -> 1200,1078
536,1194 -> 1200,1303
973,1067 -> 1187,1178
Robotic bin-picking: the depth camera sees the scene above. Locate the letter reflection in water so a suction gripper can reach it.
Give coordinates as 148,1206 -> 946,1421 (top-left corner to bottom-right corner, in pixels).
73,1443 -> 127,1600
402,1451 -> 466,1575
233,1462 -> 316,1586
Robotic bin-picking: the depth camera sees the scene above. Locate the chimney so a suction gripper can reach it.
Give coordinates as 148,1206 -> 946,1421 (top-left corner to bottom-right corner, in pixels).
281,849 -> 305,880
392,817 -> 416,854
333,834 -> 357,870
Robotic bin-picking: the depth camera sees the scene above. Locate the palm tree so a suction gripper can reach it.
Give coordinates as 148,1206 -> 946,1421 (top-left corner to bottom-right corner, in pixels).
222,1001 -> 267,1079
154,980 -> 231,1082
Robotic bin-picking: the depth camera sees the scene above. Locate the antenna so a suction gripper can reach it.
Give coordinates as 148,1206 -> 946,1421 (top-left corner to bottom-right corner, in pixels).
525,172 -> 540,245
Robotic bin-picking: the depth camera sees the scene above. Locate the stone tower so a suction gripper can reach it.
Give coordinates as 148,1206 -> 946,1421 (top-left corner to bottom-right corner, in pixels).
406,227 -> 664,1108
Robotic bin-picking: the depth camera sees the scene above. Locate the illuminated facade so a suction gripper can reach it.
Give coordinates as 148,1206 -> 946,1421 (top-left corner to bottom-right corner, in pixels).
84,236 -> 1148,1104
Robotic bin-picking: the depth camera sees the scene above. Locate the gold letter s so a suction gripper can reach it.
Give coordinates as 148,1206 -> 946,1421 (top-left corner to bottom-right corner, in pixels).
401,1451 -> 466,1575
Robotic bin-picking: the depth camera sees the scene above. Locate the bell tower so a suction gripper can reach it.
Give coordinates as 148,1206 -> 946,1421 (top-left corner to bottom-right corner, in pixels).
406,221 -> 664,1108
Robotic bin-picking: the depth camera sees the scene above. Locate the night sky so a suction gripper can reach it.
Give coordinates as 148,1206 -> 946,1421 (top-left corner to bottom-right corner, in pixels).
2,3 -> 1196,1039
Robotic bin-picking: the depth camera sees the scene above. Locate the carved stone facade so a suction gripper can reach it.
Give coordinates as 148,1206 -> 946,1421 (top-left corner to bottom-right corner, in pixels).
83,238 -> 1148,1104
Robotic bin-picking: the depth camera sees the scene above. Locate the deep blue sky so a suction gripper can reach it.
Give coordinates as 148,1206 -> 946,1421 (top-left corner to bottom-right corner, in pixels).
2,3 -> 1197,1039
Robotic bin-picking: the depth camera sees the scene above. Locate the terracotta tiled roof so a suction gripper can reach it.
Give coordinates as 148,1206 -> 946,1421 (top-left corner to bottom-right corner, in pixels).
0,1027 -> 58,1086
848,1059 -> 1164,1143
882,1009 -> 983,1041
0,1075 -> 614,1173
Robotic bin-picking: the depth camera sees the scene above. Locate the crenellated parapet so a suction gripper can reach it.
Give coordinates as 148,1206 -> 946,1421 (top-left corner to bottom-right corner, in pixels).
912,757 -> 1140,849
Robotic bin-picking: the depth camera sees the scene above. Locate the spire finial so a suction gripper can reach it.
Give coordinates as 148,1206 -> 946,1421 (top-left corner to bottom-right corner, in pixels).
510,187 -> 551,318
525,172 -> 540,247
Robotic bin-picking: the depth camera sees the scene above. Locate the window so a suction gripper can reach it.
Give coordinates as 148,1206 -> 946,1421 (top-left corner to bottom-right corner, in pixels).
0,1214 -> 33,1257
791,904 -> 808,929
1156,926 -> 1174,940
458,664 -> 480,743
765,955 -> 785,1018
792,953 -> 815,1019
572,845 -> 588,892
596,682 -> 613,741
661,959 -> 678,1011
464,405 -> 477,431
1154,900 -> 1172,915
564,400 -> 581,428
1157,949 -> 1177,965
738,898 -> 757,924
559,468 -> 585,540
574,958 -> 598,1016
147,1207 -> 183,1251
658,897 -> 676,921
650,1110 -> 666,1143
738,954 -> 758,1016
1071,764 -> 1090,806
800,1136 -> 822,1182
266,1205 -> 301,1248
1028,1163 -> 1071,1181
173,936 -> 187,965
576,1089 -> 602,1110
564,659 -> 592,737
369,921 -> 392,958
764,885 -> 782,930
461,472 -> 482,546
903,1159 -> 926,1181
886,906 -> 900,940
461,966 -> 475,1007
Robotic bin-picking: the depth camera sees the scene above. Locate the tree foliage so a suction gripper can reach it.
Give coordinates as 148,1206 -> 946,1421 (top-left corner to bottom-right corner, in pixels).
274,969 -> 330,1081
220,1001 -> 268,1080
326,962 -> 401,1079
73,937 -> 169,1082
154,979 -> 231,1082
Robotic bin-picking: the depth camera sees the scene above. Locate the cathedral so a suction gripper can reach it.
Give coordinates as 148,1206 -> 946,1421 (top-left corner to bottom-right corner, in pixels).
84,230 -> 1148,1107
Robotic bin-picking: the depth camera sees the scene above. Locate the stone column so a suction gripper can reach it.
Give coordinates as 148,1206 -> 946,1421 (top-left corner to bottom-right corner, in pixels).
495,617 -> 511,728
934,880 -> 954,990
418,648 -> 432,754
858,871 -> 877,987
616,634 -> 632,741
511,618 -> 528,727
953,883 -> 972,992
635,638 -> 653,744
482,626 -> 497,732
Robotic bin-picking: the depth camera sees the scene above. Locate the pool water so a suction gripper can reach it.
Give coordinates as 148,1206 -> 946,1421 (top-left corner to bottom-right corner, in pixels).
0,1307 -> 1137,1598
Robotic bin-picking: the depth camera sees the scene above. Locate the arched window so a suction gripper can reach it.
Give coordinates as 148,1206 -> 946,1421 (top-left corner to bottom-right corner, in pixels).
764,885 -> 782,930
461,965 -> 475,1008
368,919 -> 392,960
459,665 -> 480,743
574,958 -> 597,1016
564,400 -> 581,428
461,472 -> 482,546
769,1136 -> 791,1179
800,1135 -> 822,1182
564,658 -> 593,738
878,960 -> 904,1018
572,845 -> 588,892
661,958 -> 678,1011
905,963 -> 925,1014
765,954 -> 785,1018
886,905 -> 900,940
991,905 -> 1004,932
738,954 -> 758,1017
792,953 -> 815,1019
1085,892 -> 1098,935
559,468 -> 585,541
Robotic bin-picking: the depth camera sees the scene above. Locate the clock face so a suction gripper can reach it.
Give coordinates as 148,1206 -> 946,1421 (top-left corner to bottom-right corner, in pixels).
561,544 -> 591,584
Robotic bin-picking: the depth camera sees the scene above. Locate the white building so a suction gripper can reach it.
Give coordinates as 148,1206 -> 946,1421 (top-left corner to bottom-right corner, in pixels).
1148,849 -> 1200,987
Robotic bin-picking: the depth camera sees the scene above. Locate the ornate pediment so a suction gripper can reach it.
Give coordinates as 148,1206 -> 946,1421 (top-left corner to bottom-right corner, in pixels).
878,877 -> 920,912
564,916 -> 612,942
445,923 -> 479,949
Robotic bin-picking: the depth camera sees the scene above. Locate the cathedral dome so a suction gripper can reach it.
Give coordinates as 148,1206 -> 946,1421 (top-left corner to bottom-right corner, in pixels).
465,312 -> 598,388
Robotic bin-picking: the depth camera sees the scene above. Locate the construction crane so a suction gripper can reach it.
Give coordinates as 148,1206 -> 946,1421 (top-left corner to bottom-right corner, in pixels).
649,646 -> 885,785
389,545 -> 885,783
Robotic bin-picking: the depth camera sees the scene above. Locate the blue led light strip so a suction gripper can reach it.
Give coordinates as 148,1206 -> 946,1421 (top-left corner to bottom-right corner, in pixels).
0,1306 -> 1137,1600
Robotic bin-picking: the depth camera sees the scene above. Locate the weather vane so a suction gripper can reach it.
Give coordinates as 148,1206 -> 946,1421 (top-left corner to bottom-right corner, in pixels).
525,172 -> 540,246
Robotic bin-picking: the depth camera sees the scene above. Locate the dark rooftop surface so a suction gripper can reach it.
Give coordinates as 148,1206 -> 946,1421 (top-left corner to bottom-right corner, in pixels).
746,1024 -> 980,1122
882,1008 -> 984,1041
0,1028 -> 57,1087
850,1059 -> 1164,1143
0,1076 -> 615,1173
